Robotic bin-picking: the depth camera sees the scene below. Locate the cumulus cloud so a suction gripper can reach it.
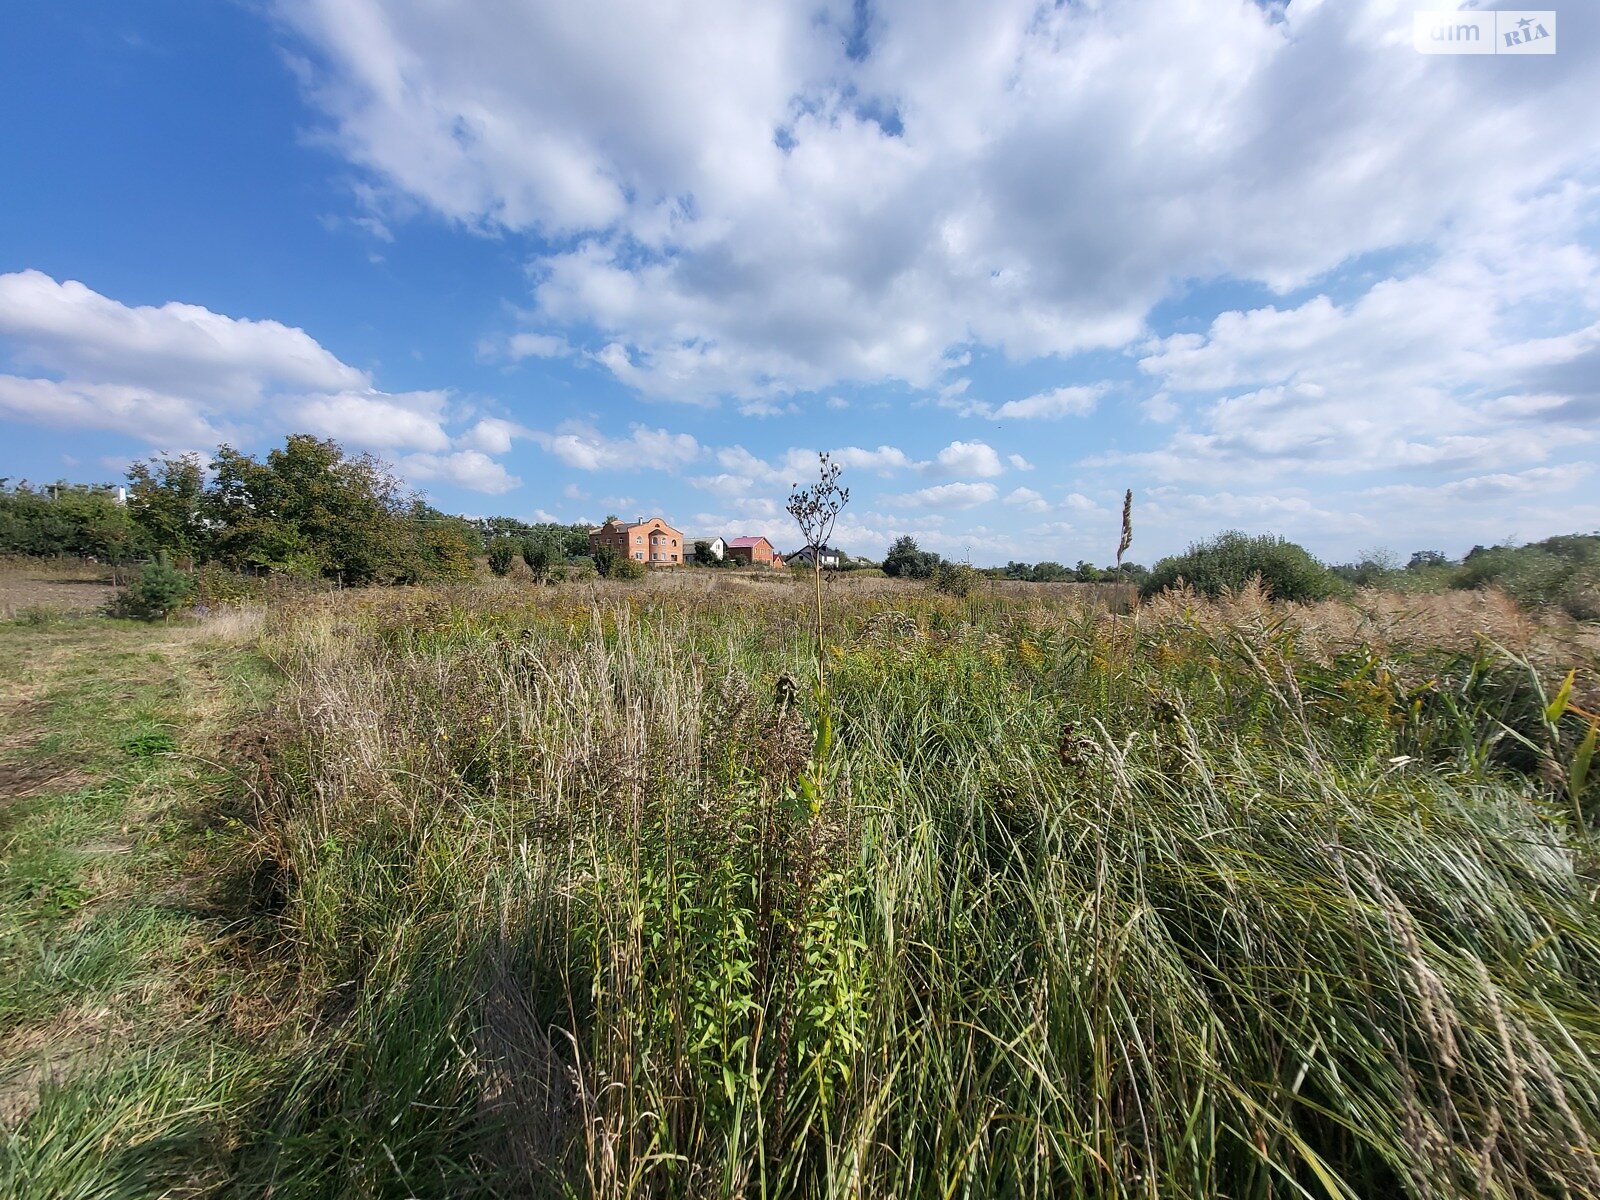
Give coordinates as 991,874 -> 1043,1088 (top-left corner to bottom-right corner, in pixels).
1003,486 -> 1049,513
533,421 -> 701,472
891,481 -> 998,509
277,0 -> 1600,404
0,270 -> 521,493
290,389 -> 452,452
399,450 -> 520,494
0,268 -> 366,400
925,439 -> 1004,478
456,416 -> 528,455
986,386 -> 1102,421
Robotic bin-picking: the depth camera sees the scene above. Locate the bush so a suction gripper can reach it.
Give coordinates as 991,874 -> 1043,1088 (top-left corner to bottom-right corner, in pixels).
932,560 -> 979,597
1143,531 -> 1338,602
610,556 -> 647,581
193,563 -> 266,605
521,537 -> 558,583
883,535 -> 942,580
120,557 -> 195,620
486,538 -> 518,577
1451,535 -> 1600,620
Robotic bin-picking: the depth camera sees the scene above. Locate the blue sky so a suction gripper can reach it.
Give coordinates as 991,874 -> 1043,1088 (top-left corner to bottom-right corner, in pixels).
2,0 -> 1597,566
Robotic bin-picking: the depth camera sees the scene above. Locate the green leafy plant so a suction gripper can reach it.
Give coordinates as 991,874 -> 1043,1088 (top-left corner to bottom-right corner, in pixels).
486,537 -> 518,577
1144,529 -> 1339,602
120,555 -> 195,620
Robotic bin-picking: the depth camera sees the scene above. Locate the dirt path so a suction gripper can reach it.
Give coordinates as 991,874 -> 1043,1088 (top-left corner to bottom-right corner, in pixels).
0,614 -> 273,1196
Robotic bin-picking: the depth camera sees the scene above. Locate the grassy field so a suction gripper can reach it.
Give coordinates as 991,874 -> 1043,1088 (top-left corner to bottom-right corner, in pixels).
2,572 -> 1599,1197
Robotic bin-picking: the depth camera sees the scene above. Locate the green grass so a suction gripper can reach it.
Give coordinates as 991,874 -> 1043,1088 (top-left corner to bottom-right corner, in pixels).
0,616 -> 276,1196
3,582 -> 1598,1197
221,578 -> 1600,1198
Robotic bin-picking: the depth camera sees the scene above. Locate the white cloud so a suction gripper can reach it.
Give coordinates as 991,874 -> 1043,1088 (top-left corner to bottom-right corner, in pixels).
0,269 -> 366,400
277,0 -> 1600,404
1008,454 -> 1034,471
836,445 -> 916,474
291,389 -> 452,452
1003,486 -> 1049,513
456,416 -> 527,455
925,439 -> 1004,478
1362,463 -> 1595,505
399,450 -> 520,494
533,421 -> 701,471
0,270 -> 522,493
990,386 -> 1102,421
738,398 -> 800,417
0,375 -> 221,446
891,481 -> 999,509
504,332 -> 572,360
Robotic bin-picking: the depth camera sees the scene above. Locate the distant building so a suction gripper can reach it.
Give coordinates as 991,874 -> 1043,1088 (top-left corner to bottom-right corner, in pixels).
693,535 -> 728,562
589,516 -> 686,566
726,535 -> 780,568
785,544 -> 842,569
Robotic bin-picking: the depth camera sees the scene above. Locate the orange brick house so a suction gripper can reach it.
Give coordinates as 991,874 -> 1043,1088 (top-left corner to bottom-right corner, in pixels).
589,516 -> 686,567
725,535 -> 780,568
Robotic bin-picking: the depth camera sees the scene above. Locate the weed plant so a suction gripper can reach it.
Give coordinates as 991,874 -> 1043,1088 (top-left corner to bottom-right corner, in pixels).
232,576 -> 1600,1198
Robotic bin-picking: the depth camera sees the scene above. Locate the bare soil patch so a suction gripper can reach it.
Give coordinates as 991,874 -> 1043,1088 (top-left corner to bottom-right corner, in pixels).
0,563 -> 118,618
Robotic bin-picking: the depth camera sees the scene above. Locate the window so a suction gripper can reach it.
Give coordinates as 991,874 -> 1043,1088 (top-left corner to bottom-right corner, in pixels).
635,536 -> 643,544
634,552 -> 643,560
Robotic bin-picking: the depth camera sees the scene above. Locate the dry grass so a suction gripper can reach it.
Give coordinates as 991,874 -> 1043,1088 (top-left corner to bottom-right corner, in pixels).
223,574 -> 1600,1199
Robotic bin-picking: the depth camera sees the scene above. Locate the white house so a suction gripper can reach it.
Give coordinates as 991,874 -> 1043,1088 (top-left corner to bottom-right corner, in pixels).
694,536 -> 728,561
785,544 -> 842,569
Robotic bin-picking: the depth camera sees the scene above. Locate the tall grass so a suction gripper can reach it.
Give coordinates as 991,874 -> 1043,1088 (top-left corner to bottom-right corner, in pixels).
236,577 -> 1600,1197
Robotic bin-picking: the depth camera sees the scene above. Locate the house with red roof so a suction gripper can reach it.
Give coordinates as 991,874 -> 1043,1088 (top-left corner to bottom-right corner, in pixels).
725,535 -> 780,568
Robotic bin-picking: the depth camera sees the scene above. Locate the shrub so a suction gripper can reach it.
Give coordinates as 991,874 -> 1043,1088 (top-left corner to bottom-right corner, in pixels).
1451,535 -> 1600,620
1143,530 -> 1338,602
883,535 -> 941,580
610,556 -> 647,581
521,537 -> 557,583
932,560 -> 979,597
193,563 -> 266,605
120,556 -> 195,620
486,538 -> 518,577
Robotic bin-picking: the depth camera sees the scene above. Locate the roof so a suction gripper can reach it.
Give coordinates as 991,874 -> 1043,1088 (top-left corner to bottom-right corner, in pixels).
726,535 -> 772,548
596,515 -> 680,531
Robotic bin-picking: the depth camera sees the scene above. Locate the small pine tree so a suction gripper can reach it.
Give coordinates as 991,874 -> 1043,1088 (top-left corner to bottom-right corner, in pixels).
123,554 -> 195,620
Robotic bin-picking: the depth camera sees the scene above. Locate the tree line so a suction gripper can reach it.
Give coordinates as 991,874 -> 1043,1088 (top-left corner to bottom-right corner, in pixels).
2,435 -> 588,586
881,535 -> 1149,585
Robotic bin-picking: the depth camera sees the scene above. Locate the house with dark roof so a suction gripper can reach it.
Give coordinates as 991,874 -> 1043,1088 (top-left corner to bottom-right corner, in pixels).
784,544 -> 842,569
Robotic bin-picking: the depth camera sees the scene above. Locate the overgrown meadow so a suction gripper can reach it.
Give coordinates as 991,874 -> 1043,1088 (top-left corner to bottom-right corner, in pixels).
204,573 -> 1600,1199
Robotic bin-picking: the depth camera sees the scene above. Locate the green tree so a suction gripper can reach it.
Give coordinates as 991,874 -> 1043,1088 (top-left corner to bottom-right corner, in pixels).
122,553 -> 195,620
0,480 -> 139,562
593,544 -> 618,578
883,535 -> 940,580
522,536 -> 557,583
487,538 -> 518,576
1143,531 -> 1338,602
127,454 -> 208,562
206,436 -> 415,583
